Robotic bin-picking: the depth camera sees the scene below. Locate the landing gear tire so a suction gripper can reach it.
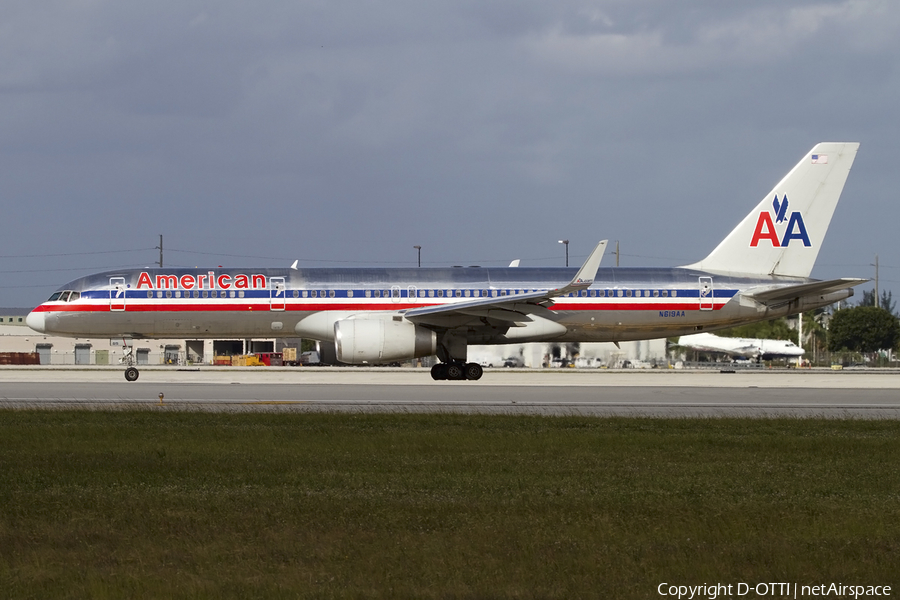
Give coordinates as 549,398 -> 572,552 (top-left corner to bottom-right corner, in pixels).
464,362 -> 483,381
431,363 -> 448,380
446,363 -> 465,381
124,367 -> 139,382
432,362 -> 481,381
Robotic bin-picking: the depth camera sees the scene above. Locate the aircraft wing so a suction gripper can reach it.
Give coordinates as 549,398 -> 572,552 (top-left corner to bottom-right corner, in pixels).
404,240 -> 607,327
745,278 -> 867,306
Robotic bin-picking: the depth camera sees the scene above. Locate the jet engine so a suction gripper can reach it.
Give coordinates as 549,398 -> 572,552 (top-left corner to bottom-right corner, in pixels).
334,318 -> 437,364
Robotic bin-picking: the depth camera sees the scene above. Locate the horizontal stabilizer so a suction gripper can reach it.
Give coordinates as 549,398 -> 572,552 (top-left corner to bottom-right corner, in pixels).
746,278 -> 867,305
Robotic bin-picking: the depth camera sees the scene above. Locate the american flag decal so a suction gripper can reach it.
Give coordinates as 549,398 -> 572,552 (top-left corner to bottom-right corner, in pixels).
811,154 -> 828,164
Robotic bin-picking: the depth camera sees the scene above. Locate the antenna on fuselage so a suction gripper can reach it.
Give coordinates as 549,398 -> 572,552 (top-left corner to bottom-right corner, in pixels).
156,235 -> 163,268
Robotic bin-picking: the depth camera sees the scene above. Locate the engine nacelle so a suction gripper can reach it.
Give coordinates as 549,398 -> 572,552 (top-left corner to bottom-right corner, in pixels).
334,318 -> 437,364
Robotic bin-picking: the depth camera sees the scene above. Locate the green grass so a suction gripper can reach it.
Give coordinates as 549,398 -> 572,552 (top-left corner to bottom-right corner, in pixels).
1,412 -> 898,598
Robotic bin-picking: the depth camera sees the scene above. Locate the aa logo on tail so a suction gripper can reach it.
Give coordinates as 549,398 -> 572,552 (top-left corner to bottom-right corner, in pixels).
749,195 -> 811,248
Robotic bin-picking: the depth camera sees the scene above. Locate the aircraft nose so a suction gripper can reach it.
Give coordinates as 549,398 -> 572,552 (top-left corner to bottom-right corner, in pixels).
26,310 -> 45,333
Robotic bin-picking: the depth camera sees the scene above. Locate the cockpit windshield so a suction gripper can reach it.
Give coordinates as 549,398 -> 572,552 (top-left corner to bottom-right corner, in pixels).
47,290 -> 80,302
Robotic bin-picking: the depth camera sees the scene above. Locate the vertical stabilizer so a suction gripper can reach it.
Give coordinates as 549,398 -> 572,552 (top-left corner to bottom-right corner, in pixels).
683,142 -> 859,278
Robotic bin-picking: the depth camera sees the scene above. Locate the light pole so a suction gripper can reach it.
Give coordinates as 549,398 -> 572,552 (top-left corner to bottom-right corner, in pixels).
558,240 -> 569,267
413,245 -> 422,267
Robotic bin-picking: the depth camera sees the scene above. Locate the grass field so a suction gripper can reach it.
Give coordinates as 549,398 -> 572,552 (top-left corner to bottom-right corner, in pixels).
1,411 -> 898,598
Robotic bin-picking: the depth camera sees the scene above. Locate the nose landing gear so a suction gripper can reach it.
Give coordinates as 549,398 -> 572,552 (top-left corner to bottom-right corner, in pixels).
120,343 -> 139,382
430,362 -> 483,381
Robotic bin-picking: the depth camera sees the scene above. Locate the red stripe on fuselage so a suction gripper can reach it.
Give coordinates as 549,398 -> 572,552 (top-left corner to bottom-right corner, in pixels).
32,300 -> 726,313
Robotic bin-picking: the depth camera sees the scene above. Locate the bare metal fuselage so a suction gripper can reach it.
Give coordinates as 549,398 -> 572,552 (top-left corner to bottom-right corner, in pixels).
30,265 -> 850,346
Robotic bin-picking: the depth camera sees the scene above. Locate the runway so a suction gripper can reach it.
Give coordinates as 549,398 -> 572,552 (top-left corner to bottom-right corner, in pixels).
1,367 -> 899,417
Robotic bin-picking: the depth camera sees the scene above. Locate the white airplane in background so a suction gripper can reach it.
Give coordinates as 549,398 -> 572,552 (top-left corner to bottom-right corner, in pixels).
677,332 -> 804,361
27,142 -> 865,382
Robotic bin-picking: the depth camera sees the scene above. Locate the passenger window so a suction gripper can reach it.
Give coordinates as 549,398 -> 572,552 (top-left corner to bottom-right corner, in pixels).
166,291 -> 172,298
330,290 -> 336,298
617,290 -> 624,297
157,291 -> 164,298
653,290 -> 659,297
147,291 -> 153,298
437,290 -> 444,297
671,290 -> 677,298
661,290 -> 668,297
428,290 -> 435,297
418,290 -> 425,298
464,290 -> 470,297
292,290 -> 299,298
347,290 -> 354,298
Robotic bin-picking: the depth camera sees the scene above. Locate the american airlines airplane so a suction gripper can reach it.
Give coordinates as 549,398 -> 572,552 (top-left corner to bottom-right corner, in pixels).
677,332 -> 805,362
27,142 -> 864,382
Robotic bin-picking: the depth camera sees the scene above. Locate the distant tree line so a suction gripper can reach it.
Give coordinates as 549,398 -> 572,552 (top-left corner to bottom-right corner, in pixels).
827,289 -> 899,357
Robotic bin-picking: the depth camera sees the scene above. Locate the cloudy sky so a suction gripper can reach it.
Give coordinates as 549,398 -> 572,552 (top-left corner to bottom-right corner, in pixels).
2,0 -> 898,307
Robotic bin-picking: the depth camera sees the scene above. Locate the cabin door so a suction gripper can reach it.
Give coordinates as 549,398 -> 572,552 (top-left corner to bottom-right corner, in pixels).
699,277 -> 713,311
270,277 -> 286,311
109,277 -> 126,312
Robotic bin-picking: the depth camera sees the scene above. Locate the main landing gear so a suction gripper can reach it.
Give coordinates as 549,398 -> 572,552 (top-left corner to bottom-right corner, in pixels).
431,362 -> 483,381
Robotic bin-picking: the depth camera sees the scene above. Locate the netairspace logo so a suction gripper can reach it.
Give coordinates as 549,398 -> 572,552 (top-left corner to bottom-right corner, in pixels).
750,195 -> 811,248
657,582 -> 892,599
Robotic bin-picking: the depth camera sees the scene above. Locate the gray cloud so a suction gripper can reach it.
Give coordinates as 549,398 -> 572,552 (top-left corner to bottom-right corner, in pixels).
1,0 -> 898,304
